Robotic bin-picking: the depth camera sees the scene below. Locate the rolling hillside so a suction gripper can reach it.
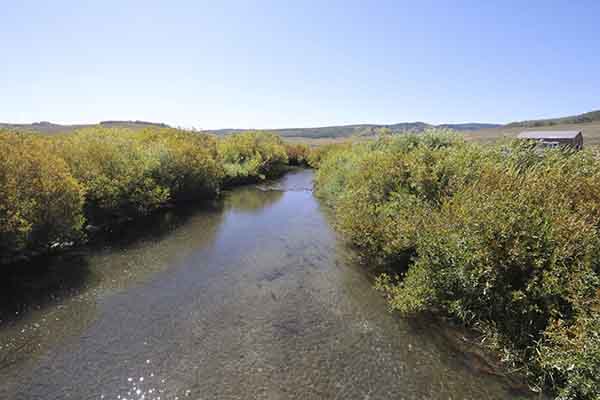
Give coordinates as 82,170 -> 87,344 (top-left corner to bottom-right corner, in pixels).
3,109 -> 600,143
0,120 -> 170,134
507,110 -> 600,128
465,121 -> 600,146
1,120 -> 493,138
205,122 -> 501,139
0,119 -> 500,139
458,109 -> 600,145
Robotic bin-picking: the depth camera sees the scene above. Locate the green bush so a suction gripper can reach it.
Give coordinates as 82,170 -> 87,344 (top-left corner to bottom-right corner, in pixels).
217,131 -> 288,184
0,131 -> 85,258
0,127 -> 297,261
54,128 -> 171,222
52,127 -> 225,224
138,129 -> 223,202
317,131 -> 484,263
284,143 -> 310,166
541,311 -> 600,399
316,131 -> 600,398
306,142 -> 351,168
313,144 -> 368,206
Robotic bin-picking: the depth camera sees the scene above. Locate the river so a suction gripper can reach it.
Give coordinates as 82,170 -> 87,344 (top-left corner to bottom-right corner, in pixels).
0,169 -> 529,399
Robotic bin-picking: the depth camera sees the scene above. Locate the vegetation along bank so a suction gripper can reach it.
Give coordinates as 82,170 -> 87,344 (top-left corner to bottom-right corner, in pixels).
313,130 -> 600,400
2,126 -> 599,399
0,128 -> 309,263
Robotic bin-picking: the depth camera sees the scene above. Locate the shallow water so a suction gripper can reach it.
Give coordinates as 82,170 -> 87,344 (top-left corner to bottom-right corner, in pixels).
0,169 -> 530,399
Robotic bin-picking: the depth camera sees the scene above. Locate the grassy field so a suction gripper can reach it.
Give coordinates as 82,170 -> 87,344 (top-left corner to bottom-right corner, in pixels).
282,135 -> 370,146
285,122 -> 600,147
0,120 -> 170,134
463,121 -> 600,146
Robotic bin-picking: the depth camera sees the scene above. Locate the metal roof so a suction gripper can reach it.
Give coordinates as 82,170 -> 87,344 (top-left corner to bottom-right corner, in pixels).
517,131 -> 582,140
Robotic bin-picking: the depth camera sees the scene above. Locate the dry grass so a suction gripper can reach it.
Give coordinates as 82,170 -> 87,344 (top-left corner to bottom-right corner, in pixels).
282,136 -> 370,147
286,122 -> 600,148
463,122 -> 600,146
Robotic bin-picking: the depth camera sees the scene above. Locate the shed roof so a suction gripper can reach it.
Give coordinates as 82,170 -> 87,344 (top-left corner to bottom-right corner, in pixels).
517,131 -> 582,140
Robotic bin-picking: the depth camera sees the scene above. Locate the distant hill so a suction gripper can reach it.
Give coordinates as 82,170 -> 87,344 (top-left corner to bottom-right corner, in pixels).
437,123 -> 504,131
0,120 -> 501,139
6,110 -> 600,140
205,122 -> 502,139
507,110 -> 600,128
99,120 -> 170,129
0,120 -> 170,134
0,121 -> 88,134
463,109 -> 600,146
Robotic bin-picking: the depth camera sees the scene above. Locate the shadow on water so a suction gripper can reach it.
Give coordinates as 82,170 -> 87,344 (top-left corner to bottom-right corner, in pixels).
87,198 -> 224,249
0,199 -> 223,327
0,176 -> 293,399
1,166 -> 304,326
399,314 -> 536,398
0,191 -> 269,379
223,186 -> 284,214
0,254 -> 92,325
0,179 -> 287,346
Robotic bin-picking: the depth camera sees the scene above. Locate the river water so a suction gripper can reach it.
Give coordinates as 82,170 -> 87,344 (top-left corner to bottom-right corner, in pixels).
0,169 -> 530,399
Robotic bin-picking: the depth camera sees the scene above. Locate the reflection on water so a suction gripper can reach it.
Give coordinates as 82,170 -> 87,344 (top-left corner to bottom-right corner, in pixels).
224,186 -> 284,213
0,169 -> 533,399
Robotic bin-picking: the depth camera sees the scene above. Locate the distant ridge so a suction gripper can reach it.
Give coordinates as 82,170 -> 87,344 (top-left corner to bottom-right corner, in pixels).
0,120 -> 501,138
99,120 -> 169,128
507,110 -> 600,128
204,122 -> 502,139
0,120 -> 171,134
3,109 -> 599,139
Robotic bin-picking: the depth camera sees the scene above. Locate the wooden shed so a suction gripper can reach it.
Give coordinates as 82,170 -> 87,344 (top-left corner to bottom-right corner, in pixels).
517,130 -> 583,149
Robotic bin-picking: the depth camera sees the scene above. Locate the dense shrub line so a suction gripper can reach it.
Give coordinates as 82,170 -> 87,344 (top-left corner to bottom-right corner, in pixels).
0,133 -> 85,257
0,128 -> 292,261
284,143 -> 311,166
314,130 -> 600,400
218,131 -> 288,184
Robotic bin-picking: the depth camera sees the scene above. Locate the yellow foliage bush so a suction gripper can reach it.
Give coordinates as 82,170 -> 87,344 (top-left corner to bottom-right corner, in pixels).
54,128 -> 171,221
217,131 -> 288,183
284,143 -> 310,166
0,127 -> 297,259
316,133 -> 600,398
0,131 -> 85,258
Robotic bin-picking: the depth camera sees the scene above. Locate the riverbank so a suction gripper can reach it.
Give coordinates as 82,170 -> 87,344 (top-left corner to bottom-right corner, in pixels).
313,130 -> 600,399
1,128 -> 311,264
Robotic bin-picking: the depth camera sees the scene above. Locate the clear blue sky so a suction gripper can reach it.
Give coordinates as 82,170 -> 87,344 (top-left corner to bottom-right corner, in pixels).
2,1 -> 599,129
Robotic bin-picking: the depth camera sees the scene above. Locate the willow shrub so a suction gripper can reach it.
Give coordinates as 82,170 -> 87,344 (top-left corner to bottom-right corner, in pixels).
306,142 -> 351,168
316,133 -> 600,399
217,131 -> 288,184
284,143 -> 310,166
138,129 -> 223,202
1,127 -> 290,259
0,131 -> 85,258
54,128 -> 171,223
53,127 -> 225,224
316,131 -> 484,263
313,144 -> 368,206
